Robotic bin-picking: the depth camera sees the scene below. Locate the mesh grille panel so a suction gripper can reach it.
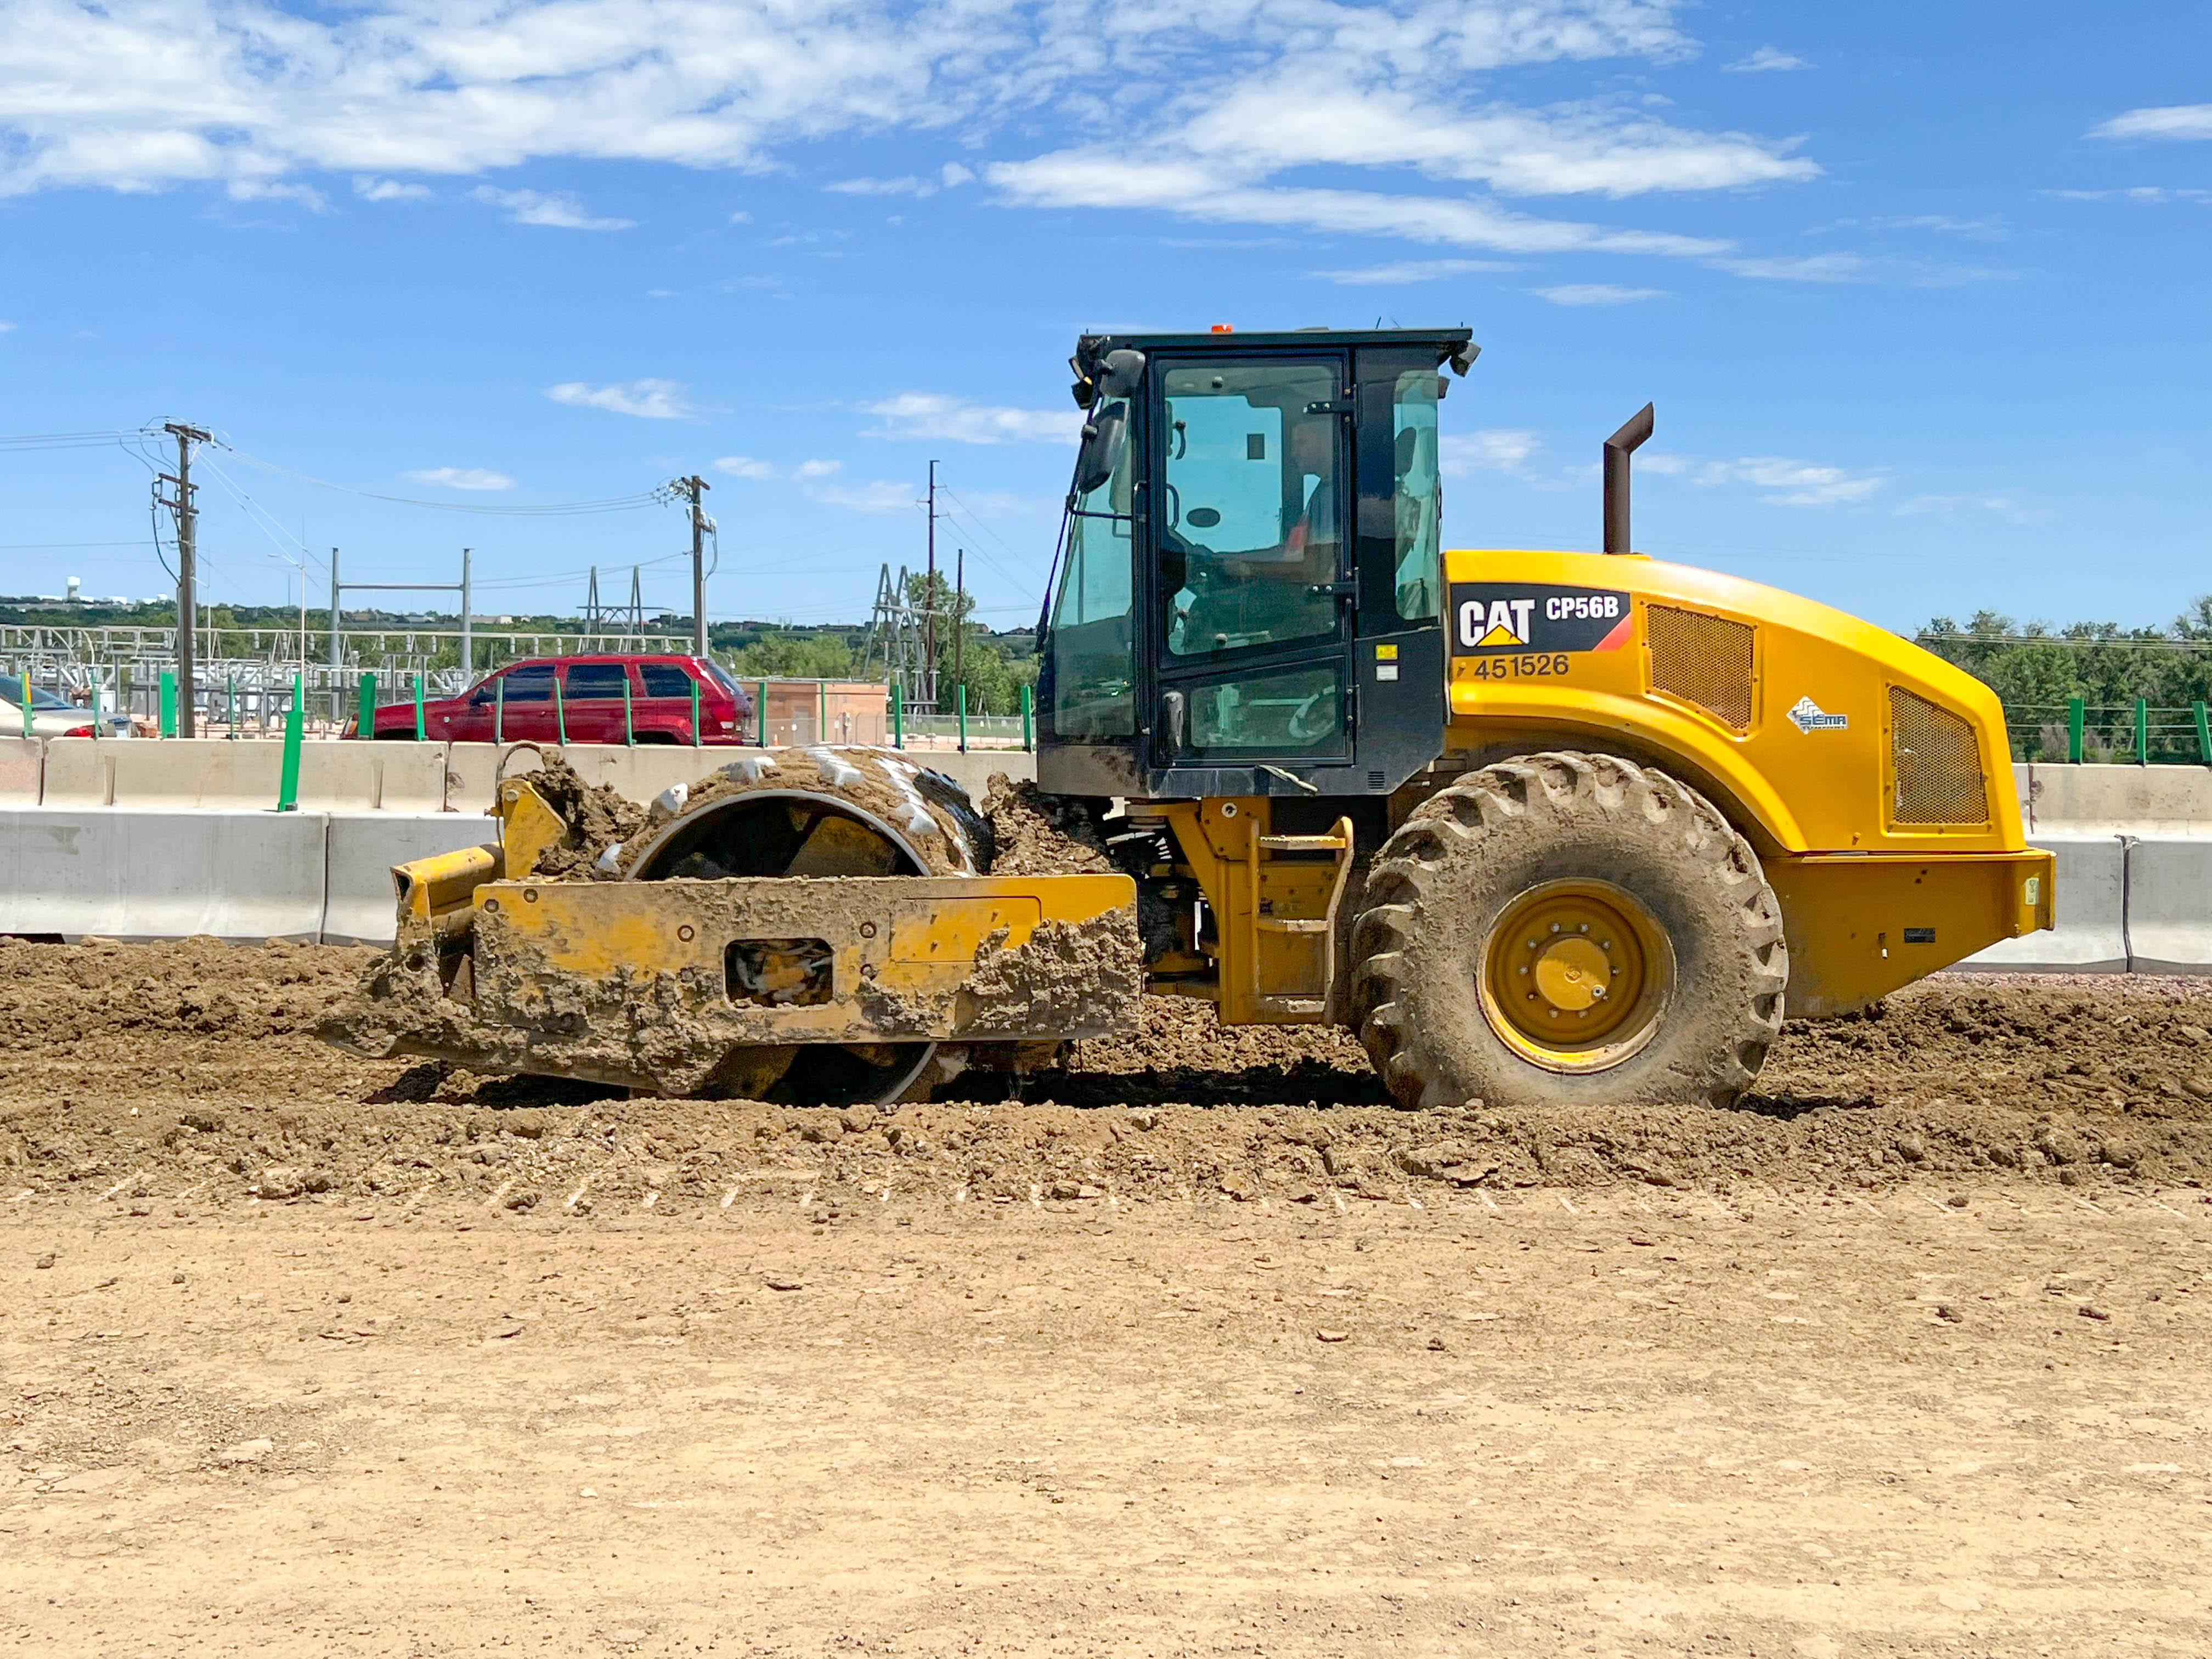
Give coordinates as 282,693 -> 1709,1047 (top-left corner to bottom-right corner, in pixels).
1889,686 -> 1989,825
1645,605 -> 1756,732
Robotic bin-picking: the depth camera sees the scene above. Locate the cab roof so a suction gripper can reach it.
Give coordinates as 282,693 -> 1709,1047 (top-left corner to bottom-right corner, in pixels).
1076,326 -> 1473,357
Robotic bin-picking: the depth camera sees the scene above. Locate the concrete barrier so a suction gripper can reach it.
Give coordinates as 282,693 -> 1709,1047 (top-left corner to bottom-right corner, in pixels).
2120,838 -> 2212,976
1957,835 -> 2129,974
0,738 -> 41,805
2016,762 -> 2212,837
323,813 -> 499,945
0,808 -> 329,942
41,737 -> 449,812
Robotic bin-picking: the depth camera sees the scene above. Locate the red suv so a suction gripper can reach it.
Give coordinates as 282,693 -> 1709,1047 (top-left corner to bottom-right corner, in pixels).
360,654 -> 756,744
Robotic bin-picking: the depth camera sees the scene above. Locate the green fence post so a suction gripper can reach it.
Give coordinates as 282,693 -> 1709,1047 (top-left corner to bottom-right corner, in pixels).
757,680 -> 769,746
276,675 -> 303,812
2135,696 -> 2149,766
2196,701 -> 2212,767
956,683 -> 968,753
890,681 -> 904,749
1020,682 -> 1034,752
494,675 -> 505,744
21,678 -> 32,739
356,673 -> 375,738
623,673 -> 635,745
159,670 -> 177,737
690,678 -> 703,747
2067,696 -> 2085,764
554,674 -> 568,745
88,676 -> 102,740
413,672 -> 427,741
818,680 -> 828,745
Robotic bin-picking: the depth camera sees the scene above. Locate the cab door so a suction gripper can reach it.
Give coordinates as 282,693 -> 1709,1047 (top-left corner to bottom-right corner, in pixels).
1146,353 -> 1355,788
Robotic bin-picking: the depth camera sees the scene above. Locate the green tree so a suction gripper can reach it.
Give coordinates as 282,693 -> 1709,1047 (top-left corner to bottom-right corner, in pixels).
1919,596 -> 2212,762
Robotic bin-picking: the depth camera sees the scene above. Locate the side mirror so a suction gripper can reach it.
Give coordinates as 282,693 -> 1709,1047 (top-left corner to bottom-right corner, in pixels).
1098,348 -> 1146,398
1072,405 -> 1127,498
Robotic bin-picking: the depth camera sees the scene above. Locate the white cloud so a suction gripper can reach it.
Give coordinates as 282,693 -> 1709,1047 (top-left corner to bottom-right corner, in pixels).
1440,430 -> 1543,475
2090,105 -> 2212,142
1313,257 -> 1516,283
861,392 -> 1074,445
546,379 -> 699,420
2049,185 -> 2212,205
473,187 -> 631,230
0,0 -> 1815,272
228,178 -> 325,208
403,466 -> 515,491
1710,252 -> 1870,282
826,162 -> 974,197
714,455 -> 843,481
355,177 -> 429,201
0,321 -> 15,332
804,478 -> 922,514
1896,493 -> 2049,526
989,160 -> 1733,257
1532,282 -> 1662,304
1653,454 -> 1883,506
1723,47 -> 1808,73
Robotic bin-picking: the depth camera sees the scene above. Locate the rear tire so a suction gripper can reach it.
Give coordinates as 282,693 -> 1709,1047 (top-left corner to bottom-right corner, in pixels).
1348,752 -> 1787,1111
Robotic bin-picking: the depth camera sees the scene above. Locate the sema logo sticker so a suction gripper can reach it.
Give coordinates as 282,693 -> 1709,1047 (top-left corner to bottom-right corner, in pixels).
1786,695 -> 1848,733
1451,584 -> 1633,654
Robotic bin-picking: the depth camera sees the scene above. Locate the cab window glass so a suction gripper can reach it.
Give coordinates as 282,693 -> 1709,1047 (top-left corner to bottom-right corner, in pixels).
1392,370 -> 1442,622
565,662 -> 630,699
500,664 -> 554,703
1186,662 -> 1344,756
1048,398 -> 1137,737
1161,361 -> 1341,659
639,663 -> 694,698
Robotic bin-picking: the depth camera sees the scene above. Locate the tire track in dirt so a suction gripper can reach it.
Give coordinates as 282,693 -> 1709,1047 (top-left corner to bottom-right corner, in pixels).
2,940 -> 2210,1211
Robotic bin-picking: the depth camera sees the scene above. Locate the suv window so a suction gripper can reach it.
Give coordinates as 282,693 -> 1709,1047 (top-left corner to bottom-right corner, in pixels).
640,663 -> 695,698
565,662 -> 630,699
500,663 -> 555,703
701,659 -> 744,698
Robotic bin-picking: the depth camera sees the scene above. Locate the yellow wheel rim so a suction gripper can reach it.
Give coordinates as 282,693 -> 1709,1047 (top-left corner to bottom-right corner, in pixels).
1479,879 -> 1675,1074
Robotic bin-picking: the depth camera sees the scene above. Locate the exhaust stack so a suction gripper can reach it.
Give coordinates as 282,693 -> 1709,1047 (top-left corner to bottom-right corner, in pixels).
1602,402 -> 1655,555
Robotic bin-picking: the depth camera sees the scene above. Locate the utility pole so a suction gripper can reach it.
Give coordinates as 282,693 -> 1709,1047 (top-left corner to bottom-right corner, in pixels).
328,548 -> 342,723
157,422 -> 210,736
952,547 -> 964,695
681,476 -> 712,658
923,460 -> 939,711
459,548 -> 473,679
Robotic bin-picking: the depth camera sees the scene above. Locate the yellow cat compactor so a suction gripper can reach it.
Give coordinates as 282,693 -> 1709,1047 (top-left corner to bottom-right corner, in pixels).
330,328 -> 2055,1108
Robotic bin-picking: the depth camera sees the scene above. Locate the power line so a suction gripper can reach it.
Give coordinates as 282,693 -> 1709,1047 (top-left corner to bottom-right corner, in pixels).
0,426 -> 162,453
223,444 -> 669,516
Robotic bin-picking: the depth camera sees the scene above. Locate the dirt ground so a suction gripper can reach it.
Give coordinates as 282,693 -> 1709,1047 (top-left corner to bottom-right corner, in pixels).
4,940 -> 2212,1655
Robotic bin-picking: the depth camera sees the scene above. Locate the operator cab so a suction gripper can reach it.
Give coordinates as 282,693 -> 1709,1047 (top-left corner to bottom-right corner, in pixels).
1039,327 -> 1476,801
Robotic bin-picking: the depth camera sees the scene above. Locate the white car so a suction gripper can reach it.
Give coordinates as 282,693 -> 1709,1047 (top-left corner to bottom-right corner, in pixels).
0,674 -> 136,738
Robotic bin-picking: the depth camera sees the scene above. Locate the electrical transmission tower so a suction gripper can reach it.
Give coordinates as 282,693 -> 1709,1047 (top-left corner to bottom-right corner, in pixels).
861,563 -> 929,709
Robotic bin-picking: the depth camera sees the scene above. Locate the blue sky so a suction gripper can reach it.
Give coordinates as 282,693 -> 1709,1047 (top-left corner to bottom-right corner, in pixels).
0,0 -> 2205,636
